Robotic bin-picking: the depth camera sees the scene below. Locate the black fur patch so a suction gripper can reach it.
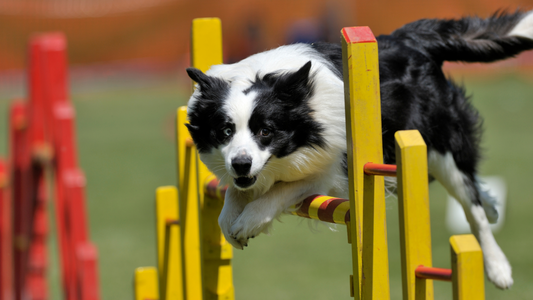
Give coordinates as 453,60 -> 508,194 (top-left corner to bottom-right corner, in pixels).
390,10 -> 533,63
377,34 -> 483,182
185,68 -> 233,153
341,152 -> 348,176
310,42 -> 343,79
246,62 -> 326,158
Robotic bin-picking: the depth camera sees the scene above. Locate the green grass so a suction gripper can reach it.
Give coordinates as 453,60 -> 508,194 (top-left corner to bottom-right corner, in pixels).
1,73 -> 533,299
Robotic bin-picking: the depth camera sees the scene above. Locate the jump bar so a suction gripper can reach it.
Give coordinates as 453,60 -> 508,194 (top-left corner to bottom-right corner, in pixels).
364,162 -> 397,177
415,265 -> 452,282
205,178 -> 227,199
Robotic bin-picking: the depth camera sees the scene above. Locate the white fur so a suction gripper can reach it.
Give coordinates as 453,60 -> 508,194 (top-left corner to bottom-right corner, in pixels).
428,150 -> 474,205
469,205 -> 513,288
476,175 -> 499,223
428,150 -> 512,288
192,44 -> 348,249
508,11 -> 533,39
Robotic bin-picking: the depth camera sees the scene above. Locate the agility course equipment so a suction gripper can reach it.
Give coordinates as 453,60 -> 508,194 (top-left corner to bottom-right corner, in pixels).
133,18 -> 485,300
0,33 -> 100,300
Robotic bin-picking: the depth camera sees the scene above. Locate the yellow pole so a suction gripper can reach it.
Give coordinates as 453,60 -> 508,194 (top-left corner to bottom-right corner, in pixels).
395,130 -> 433,300
176,107 -> 189,193
199,175 -> 235,300
134,267 -> 159,300
176,18 -> 234,300
191,18 -> 223,74
450,235 -> 485,300
155,186 -> 183,300
341,26 -> 390,300
178,142 -> 204,300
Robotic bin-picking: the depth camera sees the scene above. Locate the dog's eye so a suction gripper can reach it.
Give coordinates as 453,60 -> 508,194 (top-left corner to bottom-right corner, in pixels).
222,127 -> 233,137
260,128 -> 271,137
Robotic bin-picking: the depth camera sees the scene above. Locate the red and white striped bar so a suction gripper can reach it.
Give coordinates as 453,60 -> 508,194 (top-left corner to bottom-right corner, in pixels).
292,195 -> 350,225
415,265 -> 452,282
363,162 -> 397,177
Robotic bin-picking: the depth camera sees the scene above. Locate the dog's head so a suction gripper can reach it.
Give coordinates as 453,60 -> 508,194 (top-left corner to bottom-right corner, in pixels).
185,61 -> 326,191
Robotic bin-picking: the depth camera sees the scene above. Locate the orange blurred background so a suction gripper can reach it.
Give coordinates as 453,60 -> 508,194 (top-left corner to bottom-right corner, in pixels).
1,0 -> 533,74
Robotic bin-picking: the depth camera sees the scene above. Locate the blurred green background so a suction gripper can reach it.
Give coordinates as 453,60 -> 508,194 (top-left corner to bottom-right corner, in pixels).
2,72 -> 532,299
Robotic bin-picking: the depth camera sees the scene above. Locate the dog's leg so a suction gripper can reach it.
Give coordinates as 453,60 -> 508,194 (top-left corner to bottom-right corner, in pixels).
229,179 -> 324,247
475,175 -> 499,224
218,186 -> 252,249
428,150 -> 513,289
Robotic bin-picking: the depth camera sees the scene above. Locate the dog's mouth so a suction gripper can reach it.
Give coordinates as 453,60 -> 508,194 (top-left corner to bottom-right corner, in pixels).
234,175 -> 257,189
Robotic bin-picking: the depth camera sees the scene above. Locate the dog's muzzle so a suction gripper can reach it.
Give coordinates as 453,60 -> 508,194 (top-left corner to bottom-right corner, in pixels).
234,175 -> 257,189
231,155 -> 257,189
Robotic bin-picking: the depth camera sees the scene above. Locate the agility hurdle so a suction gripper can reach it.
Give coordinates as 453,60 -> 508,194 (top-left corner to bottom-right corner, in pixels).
133,18 -> 485,300
0,33 -> 100,300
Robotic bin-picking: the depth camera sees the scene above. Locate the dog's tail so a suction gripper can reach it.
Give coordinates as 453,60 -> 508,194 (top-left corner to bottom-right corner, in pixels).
390,10 -> 533,63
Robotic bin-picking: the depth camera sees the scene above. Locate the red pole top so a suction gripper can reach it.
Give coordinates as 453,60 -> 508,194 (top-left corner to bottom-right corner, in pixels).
342,27 -> 376,44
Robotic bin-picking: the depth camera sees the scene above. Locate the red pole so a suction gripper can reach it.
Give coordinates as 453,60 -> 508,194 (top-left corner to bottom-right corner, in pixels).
41,33 -> 68,146
76,243 -> 100,300
28,35 -> 51,162
363,162 -> 397,177
0,159 -> 14,300
415,265 -> 452,282
64,168 -> 92,300
26,33 -> 57,300
41,32 -> 78,300
53,102 -> 78,300
10,101 -> 32,300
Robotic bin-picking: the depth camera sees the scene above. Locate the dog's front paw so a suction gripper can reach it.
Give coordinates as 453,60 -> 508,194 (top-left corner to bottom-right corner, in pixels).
220,217 -> 246,250
229,202 -> 274,245
485,252 -> 513,289
218,202 -> 246,250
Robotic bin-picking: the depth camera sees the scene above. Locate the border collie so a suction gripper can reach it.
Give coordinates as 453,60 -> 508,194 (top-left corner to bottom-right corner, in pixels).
185,10 -> 533,289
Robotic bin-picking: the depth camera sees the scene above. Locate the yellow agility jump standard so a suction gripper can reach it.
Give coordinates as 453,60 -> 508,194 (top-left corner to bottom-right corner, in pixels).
133,19 -> 486,300
134,18 -> 234,300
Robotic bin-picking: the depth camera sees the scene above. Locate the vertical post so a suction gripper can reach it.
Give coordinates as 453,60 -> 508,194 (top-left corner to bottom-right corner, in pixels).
155,186 -> 182,300
44,33 -> 78,300
190,18 -> 223,75
199,173 -> 234,300
41,33 -> 68,146
53,101 -> 77,300
10,101 -> 31,300
179,143 -> 203,300
341,27 -> 389,300
28,35 -> 51,161
49,34 -> 100,300
134,267 -> 160,300
186,17 -> 234,300
76,243 -> 100,300
395,130 -> 433,300
450,235 -> 485,300
0,159 -> 15,300
176,107 -> 189,195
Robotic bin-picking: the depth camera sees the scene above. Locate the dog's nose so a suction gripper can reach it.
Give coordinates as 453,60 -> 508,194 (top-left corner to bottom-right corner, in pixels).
232,156 -> 252,176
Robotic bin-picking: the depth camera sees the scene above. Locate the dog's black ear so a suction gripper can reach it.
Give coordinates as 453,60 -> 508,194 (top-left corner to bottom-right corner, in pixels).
274,61 -> 313,103
187,67 -> 212,89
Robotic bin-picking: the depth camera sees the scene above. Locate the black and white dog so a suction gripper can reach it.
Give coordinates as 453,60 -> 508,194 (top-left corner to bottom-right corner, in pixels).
185,11 -> 533,289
